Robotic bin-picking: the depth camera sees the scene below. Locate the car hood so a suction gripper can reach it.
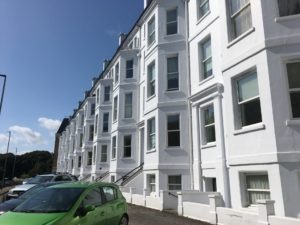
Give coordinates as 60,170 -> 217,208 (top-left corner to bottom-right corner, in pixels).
0,211 -> 66,225
10,184 -> 36,192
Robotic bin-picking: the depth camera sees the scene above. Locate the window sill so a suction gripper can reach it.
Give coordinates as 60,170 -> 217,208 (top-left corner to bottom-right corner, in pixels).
123,117 -> 135,122
146,149 -> 156,154
146,94 -> 156,102
112,120 -> 118,124
164,33 -> 180,38
122,157 -> 133,160
165,147 -> 182,151
111,158 -> 116,161
201,142 -> 216,149
275,14 -> 300,23
286,119 -> 300,126
199,75 -> 214,86
233,123 -> 265,136
147,41 -> 156,50
164,89 -> 180,94
196,11 -> 211,25
227,27 -> 255,49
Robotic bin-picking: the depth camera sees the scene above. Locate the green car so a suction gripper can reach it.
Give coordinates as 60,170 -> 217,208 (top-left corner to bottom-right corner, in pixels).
0,182 -> 129,225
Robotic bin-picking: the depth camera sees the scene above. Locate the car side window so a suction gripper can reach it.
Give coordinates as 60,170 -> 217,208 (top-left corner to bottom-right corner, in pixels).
54,176 -> 63,181
62,175 -> 72,181
83,189 -> 103,207
102,186 -> 117,202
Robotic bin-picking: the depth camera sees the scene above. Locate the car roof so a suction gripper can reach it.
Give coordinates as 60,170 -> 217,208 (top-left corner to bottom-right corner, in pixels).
48,181 -> 118,189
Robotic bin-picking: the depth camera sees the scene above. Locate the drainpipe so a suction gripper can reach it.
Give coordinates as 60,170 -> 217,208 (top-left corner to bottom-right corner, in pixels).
216,84 -> 231,207
184,0 -> 194,190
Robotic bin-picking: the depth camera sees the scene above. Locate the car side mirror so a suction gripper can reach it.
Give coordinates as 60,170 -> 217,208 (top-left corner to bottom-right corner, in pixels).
75,205 -> 95,217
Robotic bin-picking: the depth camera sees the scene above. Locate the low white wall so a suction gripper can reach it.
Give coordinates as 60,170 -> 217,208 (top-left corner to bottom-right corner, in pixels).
180,190 -> 219,204
132,194 -> 144,206
269,216 -> 300,225
217,207 -> 259,225
182,202 -> 212,223
146,196 -> 163,210
162,191 -> 178,210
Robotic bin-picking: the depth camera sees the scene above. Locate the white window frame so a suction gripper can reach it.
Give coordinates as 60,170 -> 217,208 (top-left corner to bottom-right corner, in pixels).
198,0 -> 210,20
124,92 -> 133,118
104,86 -> 110,102
286,61 -> 300,119
166,8 -> 178,35
167,114 -> 180,147
168,175 -> 182,190
112,136 -> 117,160
101,145 -> 108,162
167,55 -> 179,91
115,63 -> 119,84
87,151 -> 93,166
96,88 -> 100,104
113,96 -> 118,121
93,146 -> 97,165
202,104 -> 216,144
148,174 -> 156,193
228,0 -> 252,40
126,59 -> 134,78
200,37 -> 213,80
148,16 -> 156,47
102,112 -> 109,133
123,135 -> 132,158
148,117 -> 156,150
95,114 -> 98,135
89,125 -> 94,141
147,61 -> 156,98
235,70 -> 262,128
244,173 -> 270,206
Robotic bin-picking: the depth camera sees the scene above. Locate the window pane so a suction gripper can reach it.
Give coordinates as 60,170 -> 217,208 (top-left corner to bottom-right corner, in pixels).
125,93 -> 133,118
103,113 -> 109,132
202,39 -> 211,60
167,57 -> 178,73
101,145 -> 107,162
278,0 -> 300,17
199,0 -> 210,18
238,72 -> 259,102
204,106 -> 214,125
230,0 -> 250,15
287,62 -> 300,89
290,92 -> 300,118
241,98 -> 262,126
232,5 -> 252,38
104,86 -> 110,101
168,115 -> 180,130
126,60 -> 134,78
205,126 -> 216,143
167,9 -> 177,22
168,131 -> 180,146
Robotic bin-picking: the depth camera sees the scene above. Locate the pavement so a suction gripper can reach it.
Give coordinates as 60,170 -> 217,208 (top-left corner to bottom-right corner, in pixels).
128,204 -> 210,225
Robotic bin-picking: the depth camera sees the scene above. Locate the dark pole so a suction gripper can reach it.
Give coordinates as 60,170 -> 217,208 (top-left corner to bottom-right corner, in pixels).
1,131 -> 11,189
0,74 -> 7,115
12,148 -> 17,179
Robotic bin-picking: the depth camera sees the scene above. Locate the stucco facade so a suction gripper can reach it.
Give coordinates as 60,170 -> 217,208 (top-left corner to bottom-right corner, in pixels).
56,0 -> 300,219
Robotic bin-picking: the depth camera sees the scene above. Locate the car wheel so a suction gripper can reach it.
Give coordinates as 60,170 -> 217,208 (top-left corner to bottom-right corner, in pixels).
119,216 -> 128,225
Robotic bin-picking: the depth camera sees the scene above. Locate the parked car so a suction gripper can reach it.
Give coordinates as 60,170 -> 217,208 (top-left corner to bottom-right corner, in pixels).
0,182 -> 67,215
0,182 -> 129,225
7,174 -> 77,199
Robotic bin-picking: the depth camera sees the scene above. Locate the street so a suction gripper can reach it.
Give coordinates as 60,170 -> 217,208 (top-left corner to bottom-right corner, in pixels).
128,204 -> 210,225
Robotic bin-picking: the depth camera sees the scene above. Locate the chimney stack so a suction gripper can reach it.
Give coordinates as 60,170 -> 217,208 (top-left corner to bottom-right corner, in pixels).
103,59 -> 110,71
119,33 -> 127,46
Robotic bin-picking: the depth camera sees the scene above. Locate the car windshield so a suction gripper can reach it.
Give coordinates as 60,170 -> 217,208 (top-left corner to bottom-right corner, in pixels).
27,175 -> 54,184
19,184 -> 45,199
13,188 -> 84,213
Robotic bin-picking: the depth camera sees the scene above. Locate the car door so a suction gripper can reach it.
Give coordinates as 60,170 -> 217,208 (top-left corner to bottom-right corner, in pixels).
101,186 -> 123,225
69,188 -> 107,225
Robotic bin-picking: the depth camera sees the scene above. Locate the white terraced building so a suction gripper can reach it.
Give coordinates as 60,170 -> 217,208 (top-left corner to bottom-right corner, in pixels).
56,0 -> 300,221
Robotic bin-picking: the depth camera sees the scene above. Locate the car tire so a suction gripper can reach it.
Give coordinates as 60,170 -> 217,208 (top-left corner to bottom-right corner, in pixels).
119,216 -> 128,225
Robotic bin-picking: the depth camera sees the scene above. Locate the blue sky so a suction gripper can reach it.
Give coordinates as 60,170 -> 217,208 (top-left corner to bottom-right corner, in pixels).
0,0 -> 143,154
